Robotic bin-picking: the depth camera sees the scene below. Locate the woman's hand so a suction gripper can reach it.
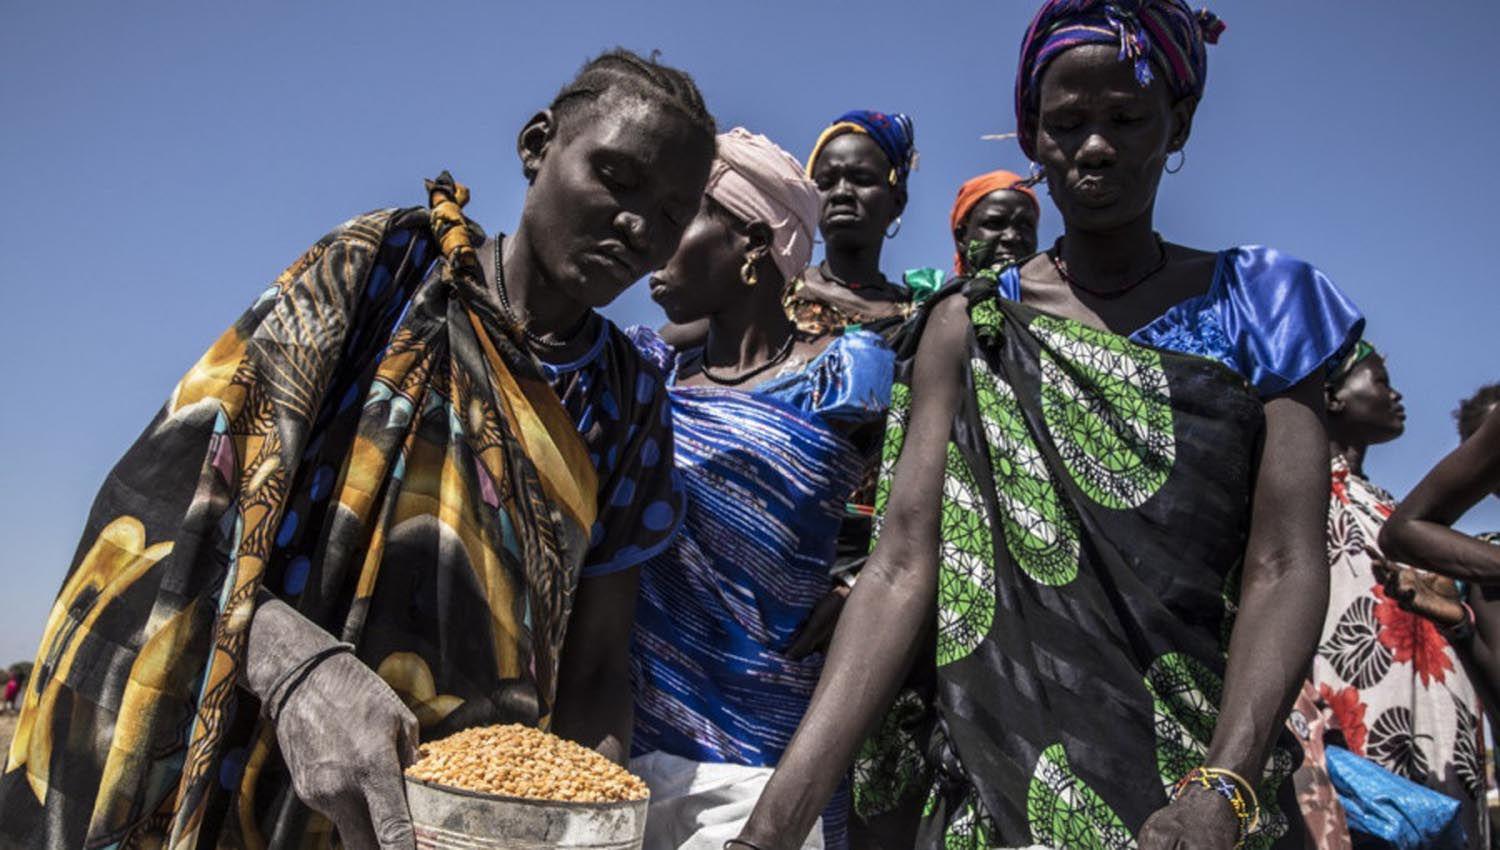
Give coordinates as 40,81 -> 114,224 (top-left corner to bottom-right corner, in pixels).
275,653 -> 420,850
1138,785 -> 1239,850
785,583 -> 852,660
244,598 -> 420,850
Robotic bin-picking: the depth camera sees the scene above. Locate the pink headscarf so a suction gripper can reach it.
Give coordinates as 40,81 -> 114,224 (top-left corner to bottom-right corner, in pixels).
706,128 -> 820,284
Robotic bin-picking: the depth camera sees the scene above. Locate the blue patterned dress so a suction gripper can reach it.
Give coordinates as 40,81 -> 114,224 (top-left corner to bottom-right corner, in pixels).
628,328 -> 894,849
530,317 -> 686,578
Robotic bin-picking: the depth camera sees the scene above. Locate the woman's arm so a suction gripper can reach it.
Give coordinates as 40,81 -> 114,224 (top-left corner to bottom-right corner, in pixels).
245,598 -> 420,850
551,566 -> 641,764
735,295 -> 972,850
1378,408 -> 1500,581
1209,375 -> 1331,777
1142,375 -> 1332,849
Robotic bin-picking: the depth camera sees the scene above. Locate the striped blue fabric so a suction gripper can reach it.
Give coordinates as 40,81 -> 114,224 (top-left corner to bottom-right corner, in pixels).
628,329 -> 893,849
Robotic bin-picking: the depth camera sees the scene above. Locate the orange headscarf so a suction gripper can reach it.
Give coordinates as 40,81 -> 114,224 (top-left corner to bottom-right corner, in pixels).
949,170 -> 1038,273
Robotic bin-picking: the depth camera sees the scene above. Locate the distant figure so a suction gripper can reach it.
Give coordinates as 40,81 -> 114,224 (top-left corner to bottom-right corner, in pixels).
1,673 -> 18,714
948,169 -> 1039,276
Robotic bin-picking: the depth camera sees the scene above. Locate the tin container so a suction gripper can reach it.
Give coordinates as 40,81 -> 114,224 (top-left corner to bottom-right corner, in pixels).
405,776 -> 648,850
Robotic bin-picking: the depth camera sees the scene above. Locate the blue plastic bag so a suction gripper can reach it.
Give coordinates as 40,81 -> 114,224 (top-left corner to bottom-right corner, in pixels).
1324,744 -> 1466,849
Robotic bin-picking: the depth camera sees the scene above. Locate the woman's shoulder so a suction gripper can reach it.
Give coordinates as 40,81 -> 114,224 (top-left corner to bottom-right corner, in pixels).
761,329 -> 895,423
1211,245 -> 1365,397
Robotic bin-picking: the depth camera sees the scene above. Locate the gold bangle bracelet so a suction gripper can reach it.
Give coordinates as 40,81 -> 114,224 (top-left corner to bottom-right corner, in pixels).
1200,766 -> 1261,832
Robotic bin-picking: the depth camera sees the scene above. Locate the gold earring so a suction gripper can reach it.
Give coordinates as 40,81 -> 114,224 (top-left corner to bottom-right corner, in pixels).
740,258 -> 759,288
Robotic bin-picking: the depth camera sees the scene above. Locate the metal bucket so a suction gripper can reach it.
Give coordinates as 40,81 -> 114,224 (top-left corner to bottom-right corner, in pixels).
406,776 -> 648,850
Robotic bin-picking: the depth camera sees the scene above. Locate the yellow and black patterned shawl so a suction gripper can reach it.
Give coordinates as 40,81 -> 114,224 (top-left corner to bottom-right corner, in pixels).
0,177 -> 597,849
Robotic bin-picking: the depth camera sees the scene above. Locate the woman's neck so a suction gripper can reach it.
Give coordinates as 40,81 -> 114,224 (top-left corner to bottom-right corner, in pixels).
497,228 -> 591,337
822,239 -> 886,290
1057,213 -> 1161,294
1330,439 -> 1368,477
704,285 -> 795,372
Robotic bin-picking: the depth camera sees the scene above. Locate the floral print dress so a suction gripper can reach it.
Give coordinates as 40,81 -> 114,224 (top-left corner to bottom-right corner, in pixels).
1313,455 -> 1488,847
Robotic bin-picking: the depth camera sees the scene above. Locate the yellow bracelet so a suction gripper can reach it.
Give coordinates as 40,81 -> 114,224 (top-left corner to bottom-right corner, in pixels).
1205,766 -> 1261,832
1170,765 -> 1261,844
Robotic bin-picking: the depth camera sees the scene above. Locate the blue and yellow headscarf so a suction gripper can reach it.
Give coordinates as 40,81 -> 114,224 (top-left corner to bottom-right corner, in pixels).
807,109 -> 918,187
1015,0 -> 1224,160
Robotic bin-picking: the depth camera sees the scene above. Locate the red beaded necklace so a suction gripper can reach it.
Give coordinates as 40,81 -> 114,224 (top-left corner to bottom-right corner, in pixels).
1048,234 -> 1169,299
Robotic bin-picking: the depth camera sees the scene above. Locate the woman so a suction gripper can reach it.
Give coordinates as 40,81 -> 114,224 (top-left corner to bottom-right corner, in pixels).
732,3 -> 1363,848
0,49 -> 714,850
782,110 -> 923,340
629,128 -> 893,850
1311,342 -> 1486,847
949,169 -> 1040,277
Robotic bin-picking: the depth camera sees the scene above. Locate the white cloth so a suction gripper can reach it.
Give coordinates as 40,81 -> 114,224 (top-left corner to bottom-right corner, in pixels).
705,127 -> 820,284
630,751 -> 824,850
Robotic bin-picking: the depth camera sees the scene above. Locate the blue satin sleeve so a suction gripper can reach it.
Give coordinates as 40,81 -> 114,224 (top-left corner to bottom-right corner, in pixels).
1215,246 -> 1365,397
759,329 -> 894,426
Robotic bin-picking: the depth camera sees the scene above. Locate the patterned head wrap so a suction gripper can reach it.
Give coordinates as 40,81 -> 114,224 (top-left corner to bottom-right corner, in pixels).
707,127 -> 821,284
807,110 -> 918,187
949,170 -> 1039,274
1015,0 -> 1225,160
1327,339 -> 1378,391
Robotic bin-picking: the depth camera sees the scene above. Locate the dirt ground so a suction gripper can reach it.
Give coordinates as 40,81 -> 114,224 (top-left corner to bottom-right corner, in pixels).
0,712 -> 16,752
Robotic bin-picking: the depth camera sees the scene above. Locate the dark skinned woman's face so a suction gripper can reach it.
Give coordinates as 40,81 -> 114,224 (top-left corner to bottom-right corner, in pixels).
648,197 -> 748,325
956,189 -> 1039,270
518,94 -> 713,309
810,133 -> 904,252
1033,44 -> 1193,232
1330,355 -> 1406,445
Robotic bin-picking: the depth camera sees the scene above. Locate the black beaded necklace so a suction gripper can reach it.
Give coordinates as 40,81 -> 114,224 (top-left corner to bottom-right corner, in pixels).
493,236 -> 594,351
700,332 -> 797,386
1049,233 -> 1170,299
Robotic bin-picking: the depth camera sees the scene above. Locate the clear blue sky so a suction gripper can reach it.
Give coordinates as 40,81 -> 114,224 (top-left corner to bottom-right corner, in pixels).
2,1 -> 1497,663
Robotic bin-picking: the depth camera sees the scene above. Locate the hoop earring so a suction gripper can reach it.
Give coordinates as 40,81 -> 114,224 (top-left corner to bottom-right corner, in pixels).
1165,150 -> 1186,174
885,217 -> 903,239
740,258 -> 759,288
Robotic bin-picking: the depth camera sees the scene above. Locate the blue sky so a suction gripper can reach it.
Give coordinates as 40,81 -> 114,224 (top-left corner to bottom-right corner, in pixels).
2,1 -> 1497,662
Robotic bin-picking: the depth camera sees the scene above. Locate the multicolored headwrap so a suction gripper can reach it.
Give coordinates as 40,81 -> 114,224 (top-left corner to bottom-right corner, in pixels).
949,170 -> 1039,273
806,109 -> 918,187
1015,0 -> 1225,160
1327,339 -> 1378,391
707,127 -> 821,284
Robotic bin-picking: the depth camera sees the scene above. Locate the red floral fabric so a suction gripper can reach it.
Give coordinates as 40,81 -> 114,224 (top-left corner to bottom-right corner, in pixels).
1310,456 -> 1488,847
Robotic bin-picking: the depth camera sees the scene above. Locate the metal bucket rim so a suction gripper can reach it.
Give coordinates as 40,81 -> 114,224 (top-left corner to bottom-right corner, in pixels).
404,775 -> 649,810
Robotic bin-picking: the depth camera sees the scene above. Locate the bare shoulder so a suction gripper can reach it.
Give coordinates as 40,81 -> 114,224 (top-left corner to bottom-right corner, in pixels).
1015,253 -> 1054,287
1164,243 -> 1221,274
915,295 -> 973,367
